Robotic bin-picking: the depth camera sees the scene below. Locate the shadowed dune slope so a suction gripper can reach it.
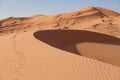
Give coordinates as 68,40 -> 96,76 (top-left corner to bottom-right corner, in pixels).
34,30 -> 120,66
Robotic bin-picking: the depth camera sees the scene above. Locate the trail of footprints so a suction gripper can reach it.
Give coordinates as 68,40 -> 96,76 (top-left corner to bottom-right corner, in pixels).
13,50 -> 26,80
11,34 -> 27,80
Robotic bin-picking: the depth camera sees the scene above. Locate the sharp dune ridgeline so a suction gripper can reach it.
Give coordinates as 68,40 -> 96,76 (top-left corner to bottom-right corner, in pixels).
0,6 -> 120,80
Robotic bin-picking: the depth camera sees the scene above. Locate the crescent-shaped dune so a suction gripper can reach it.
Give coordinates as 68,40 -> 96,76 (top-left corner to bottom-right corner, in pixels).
34,30 -> 120,66
0,31 -> 119,80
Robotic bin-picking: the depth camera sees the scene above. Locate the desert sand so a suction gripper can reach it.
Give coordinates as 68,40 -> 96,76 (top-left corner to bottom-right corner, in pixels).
0,7 -> 120,80
34,30 -> 120,66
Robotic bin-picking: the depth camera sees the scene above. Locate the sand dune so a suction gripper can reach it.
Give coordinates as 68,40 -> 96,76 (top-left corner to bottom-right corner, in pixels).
34,30 -> 120,66
0,31 -> 119,80
0,6 -> 120,80
0,6 -> 120,37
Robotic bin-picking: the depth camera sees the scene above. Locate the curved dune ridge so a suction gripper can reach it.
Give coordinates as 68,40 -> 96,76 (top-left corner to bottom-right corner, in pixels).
34,30 -> 120,66
0,31 -> 120,80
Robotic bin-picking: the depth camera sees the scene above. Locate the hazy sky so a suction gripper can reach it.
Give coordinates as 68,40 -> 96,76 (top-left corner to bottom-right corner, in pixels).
0,0 -> 120,19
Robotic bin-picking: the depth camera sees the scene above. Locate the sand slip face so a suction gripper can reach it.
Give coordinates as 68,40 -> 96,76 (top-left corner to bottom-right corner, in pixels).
0,31 -> 120,80
34,30 -> 120,66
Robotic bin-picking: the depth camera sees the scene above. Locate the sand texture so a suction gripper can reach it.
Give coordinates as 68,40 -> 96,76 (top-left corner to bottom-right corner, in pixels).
0,6 -> 120,80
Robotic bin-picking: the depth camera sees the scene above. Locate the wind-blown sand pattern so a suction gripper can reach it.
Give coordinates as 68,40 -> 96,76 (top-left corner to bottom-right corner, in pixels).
0,7 -> 120,80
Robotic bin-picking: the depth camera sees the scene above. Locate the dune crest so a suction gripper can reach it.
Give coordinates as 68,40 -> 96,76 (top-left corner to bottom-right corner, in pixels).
75,6 -> 119,17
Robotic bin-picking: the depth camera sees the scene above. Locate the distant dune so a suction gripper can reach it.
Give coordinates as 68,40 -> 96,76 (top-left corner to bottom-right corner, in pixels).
0,7 -> 120,80
0,6 -> 120,36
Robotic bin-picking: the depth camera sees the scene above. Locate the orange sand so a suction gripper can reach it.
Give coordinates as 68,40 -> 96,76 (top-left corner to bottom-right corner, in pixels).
0,7 -> 120,80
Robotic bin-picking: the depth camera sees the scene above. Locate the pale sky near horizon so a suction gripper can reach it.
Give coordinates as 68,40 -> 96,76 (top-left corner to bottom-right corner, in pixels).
0,0 -> 120,19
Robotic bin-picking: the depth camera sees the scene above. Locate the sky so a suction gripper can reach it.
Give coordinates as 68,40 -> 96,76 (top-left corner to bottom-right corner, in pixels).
0,0 -> 120,19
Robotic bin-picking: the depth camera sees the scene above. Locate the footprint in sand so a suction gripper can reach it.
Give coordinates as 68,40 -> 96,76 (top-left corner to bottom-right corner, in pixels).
12,34 -> 17,52
12,34 -> 17,39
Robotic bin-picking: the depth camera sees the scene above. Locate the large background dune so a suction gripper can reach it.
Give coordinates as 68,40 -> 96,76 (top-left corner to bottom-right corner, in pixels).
0,6 -> 120,36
